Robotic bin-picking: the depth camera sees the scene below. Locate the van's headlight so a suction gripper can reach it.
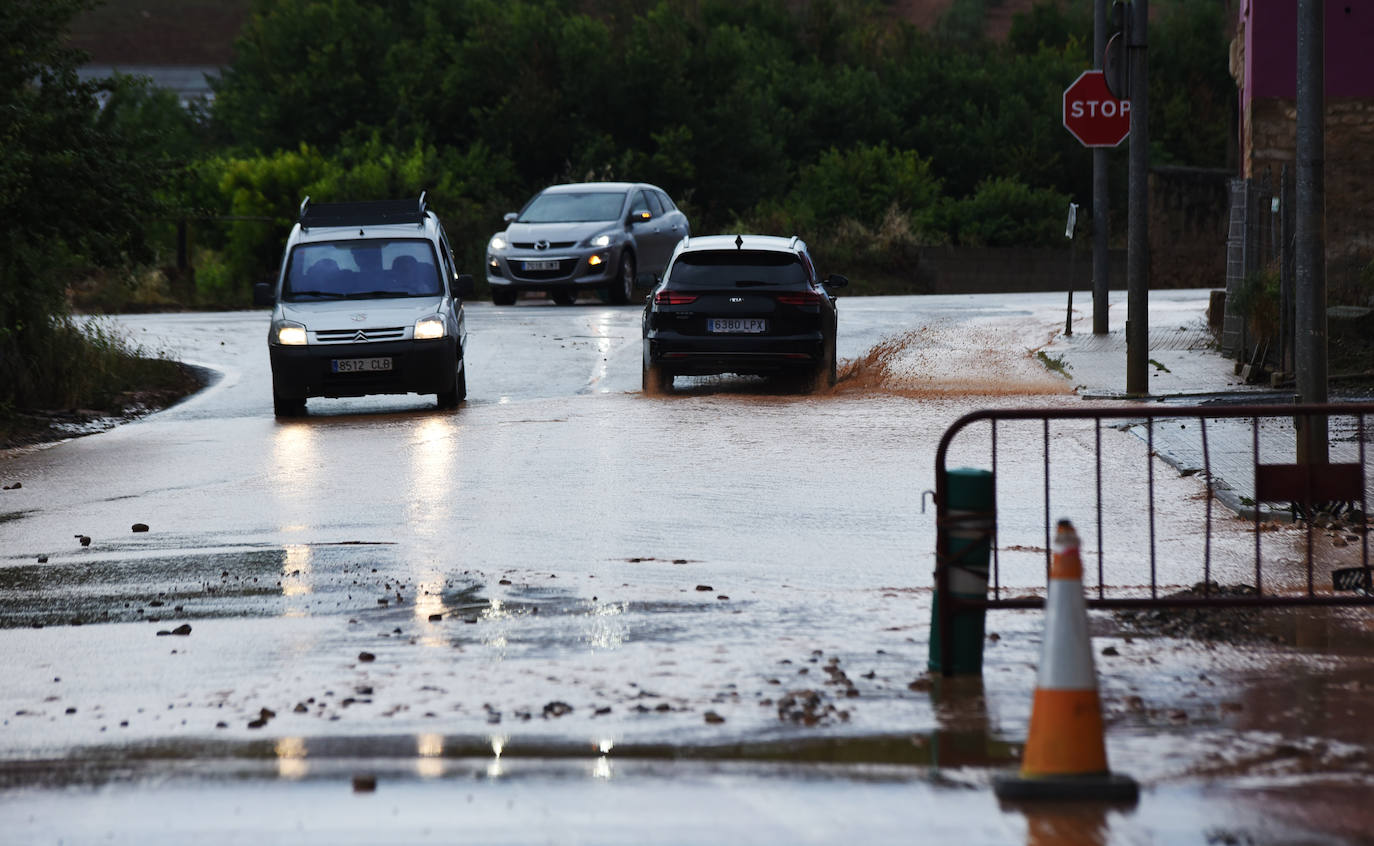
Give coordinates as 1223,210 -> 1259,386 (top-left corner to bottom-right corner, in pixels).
414,316 -> 446,340
274,321 -> 307,345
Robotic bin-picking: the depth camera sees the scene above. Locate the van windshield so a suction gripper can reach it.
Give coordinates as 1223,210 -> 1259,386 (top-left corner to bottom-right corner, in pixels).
282,239 -> 442,301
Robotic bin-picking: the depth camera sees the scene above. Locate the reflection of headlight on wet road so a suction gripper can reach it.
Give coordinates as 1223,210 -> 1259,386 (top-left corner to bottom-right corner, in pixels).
415,733 -> 444,779
281,544 -> 313,599
593,756 -> 612,780
407,417 -> 456,534
275,737 -> 308,780
487,735 -> 506,779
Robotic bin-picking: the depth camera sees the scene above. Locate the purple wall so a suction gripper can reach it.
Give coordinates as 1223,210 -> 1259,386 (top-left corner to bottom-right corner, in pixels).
1243,0 -> 1374,104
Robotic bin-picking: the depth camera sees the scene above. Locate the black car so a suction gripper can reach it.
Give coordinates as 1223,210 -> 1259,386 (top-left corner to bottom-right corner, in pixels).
641,234 -> 847,394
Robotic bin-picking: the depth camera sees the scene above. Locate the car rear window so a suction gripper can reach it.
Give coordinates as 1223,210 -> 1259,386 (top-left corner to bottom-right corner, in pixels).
283,239 -> 442,301
519,191 -> 626,223
666,250 -> 808,289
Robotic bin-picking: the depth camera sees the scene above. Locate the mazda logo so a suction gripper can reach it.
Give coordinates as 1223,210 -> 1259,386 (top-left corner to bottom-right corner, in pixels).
729,297 -> 743,303
535,240 -> 550,250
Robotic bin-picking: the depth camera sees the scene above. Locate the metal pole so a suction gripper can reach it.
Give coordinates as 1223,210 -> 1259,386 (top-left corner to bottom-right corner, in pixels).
1065,202 -> 1078,336
1280,163 -> 1294,376
1125,0 -> 1149,396
1067,246 -> 1077,337
1296,0 -> 1328,464
1093,0 -> 1110,335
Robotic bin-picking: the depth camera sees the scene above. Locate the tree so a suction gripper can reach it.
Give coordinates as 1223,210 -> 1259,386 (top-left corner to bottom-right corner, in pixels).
0,0 -> 165,407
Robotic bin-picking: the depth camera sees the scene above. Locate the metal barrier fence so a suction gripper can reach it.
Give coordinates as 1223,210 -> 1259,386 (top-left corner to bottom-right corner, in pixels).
931,402 -> 1374,675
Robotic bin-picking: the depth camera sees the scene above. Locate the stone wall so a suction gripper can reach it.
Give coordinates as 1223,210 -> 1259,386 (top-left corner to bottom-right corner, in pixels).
1247,96 -> 1374,294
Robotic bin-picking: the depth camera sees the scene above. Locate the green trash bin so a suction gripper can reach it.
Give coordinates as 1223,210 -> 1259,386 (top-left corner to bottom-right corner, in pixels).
929,467 -> 994,675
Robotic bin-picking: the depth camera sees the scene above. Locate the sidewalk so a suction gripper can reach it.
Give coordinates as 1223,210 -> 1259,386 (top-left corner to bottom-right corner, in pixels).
1043,292 -> 1324,519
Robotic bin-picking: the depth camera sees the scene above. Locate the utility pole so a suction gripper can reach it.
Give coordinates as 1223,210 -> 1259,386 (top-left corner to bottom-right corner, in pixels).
1092,0 -> 1109,335
1295,0 -> 1328,464
1125,0 -> 1149,395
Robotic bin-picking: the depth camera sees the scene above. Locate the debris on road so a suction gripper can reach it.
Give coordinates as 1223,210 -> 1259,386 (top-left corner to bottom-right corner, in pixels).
543,701 -> 573,718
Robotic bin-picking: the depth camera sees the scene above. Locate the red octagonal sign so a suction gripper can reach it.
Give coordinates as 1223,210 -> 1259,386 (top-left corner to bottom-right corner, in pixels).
1063,70 -> 1130,148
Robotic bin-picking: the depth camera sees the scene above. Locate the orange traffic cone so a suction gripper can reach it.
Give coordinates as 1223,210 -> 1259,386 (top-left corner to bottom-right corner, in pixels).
994,519 -> 1138,803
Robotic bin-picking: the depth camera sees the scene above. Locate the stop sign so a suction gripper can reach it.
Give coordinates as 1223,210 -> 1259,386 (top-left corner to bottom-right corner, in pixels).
1062,70 -> 1130,147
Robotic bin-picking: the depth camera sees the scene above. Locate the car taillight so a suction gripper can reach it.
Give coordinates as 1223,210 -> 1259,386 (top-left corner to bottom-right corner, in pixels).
654,290 -> 698,305
775,291 -> 822,306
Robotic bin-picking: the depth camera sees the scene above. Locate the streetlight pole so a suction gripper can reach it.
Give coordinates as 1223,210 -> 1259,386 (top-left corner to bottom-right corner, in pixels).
1092,0 -> 1109,335
1125,0 -> 1149,395
1295,0 -> 1328,464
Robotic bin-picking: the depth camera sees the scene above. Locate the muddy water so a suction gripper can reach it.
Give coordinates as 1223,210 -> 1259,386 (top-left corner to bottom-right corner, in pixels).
2,294 -> 1373,843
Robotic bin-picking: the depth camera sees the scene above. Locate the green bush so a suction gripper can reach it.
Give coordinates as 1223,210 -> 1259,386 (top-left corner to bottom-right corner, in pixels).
933,177 -> 1072,247
3,316 -> 189,412
788,143 -> 942,233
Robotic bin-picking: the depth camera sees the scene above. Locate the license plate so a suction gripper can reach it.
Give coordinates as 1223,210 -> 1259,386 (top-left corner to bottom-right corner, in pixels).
332,357 -> 392,373
707,318 -> 768,334
523,260 -> 559,271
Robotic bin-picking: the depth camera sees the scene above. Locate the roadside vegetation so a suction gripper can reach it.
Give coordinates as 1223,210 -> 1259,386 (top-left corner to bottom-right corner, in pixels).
2,0 -> 1235,425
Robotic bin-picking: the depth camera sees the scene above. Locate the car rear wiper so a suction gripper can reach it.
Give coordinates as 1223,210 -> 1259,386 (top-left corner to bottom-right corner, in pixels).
733,280 -> 777,287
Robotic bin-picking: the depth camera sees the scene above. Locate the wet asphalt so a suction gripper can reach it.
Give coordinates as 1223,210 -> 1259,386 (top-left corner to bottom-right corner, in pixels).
1,290 -> 1372,844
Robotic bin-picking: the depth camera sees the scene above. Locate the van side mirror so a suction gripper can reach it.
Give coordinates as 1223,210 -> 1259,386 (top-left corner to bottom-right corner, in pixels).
253,282 -> 275,306
503,212 -> 518,223
824,274 -> 849,291
455,273 -> 476,299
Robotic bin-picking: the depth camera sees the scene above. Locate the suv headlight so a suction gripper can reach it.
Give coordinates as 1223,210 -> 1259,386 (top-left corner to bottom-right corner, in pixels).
583,232 -> 613,248
273,320 -> 307,346
489,234 -> 509,251
414,316 -> 446,340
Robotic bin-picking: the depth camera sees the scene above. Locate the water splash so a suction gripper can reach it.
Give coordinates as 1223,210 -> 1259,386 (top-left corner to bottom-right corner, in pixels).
836,325 -> 1072,397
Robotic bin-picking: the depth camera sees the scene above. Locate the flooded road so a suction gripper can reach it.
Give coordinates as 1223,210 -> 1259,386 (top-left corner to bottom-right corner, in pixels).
2,292 -> 1372,843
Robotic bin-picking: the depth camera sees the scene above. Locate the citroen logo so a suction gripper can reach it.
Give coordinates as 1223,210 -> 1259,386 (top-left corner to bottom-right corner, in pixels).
729,297 -> 743,303
535,239 -> 550,250
353,330 -> 368,342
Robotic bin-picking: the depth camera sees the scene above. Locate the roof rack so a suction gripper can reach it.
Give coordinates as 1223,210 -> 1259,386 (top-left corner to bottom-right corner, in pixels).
787,235 -> 800,250
298,192 -> 428,230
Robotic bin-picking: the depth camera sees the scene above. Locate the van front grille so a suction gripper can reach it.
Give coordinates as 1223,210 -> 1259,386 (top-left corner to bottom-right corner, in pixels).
315,326 -> 406,343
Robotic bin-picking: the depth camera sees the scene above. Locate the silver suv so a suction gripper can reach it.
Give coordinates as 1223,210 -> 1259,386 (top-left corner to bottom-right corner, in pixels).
255,194 -> 474,417
485,182 -> 690,305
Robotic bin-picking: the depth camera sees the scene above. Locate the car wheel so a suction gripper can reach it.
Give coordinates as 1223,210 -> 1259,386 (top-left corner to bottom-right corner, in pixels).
437,359 -> 466,409
273,392 -> 305,418
492,287 -> 517,306
550,289 -> 577,306
608,251 -> 636,305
